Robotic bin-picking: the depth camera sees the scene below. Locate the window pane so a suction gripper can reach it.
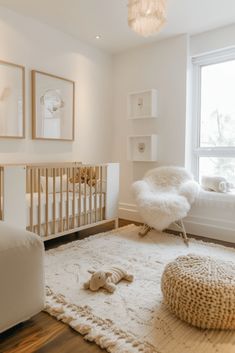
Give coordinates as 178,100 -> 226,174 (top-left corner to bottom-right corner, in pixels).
199,157 -> 235,185
200,60 -> 235,147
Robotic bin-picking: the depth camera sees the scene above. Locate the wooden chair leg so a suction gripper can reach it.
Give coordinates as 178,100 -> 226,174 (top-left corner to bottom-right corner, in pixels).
139,224 -> 152,237
174,219 -> 189,246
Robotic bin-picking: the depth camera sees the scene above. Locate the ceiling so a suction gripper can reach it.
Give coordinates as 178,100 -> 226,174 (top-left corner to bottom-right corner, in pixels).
0,0 -> 235,53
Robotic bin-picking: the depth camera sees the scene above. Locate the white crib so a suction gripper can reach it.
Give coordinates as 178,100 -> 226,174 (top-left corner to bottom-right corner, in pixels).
0,162 -> 119,241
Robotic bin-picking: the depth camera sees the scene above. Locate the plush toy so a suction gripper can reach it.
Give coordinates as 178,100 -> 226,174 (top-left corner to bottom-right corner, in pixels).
84,267 -> 134,293
201,176 -> 233,193
70,167 -> 97,187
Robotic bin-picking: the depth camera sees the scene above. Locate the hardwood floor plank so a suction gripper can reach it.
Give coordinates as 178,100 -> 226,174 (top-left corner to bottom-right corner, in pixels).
34,319 -> 104,353
0,313 -> 104,353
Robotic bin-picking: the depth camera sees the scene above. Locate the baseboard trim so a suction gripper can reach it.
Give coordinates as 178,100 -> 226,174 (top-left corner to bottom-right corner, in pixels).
118,203 -> 235,243
183,216 -> 235,243
118,203 -> 141,223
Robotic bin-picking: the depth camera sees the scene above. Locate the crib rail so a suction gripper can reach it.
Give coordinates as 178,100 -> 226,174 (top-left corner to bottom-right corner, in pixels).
0,166 -> 3,220
26,163 -> 107,238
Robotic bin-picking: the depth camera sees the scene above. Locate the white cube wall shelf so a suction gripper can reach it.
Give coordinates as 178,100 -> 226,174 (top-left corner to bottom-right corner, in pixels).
128,135 -> 158,162
128,89 -> 158,119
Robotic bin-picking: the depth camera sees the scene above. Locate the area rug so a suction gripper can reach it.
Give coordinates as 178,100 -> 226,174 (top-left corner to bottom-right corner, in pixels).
45,225 -> 235,353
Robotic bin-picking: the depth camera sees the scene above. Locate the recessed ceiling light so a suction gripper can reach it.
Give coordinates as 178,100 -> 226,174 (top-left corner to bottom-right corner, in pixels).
95,35 -> 101,40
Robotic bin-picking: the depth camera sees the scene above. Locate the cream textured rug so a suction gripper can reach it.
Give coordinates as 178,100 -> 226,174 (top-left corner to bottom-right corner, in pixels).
45,225 -> 235,353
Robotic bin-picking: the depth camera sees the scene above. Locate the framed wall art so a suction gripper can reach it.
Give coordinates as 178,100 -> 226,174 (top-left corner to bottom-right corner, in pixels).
32,70 -> 75,141
0,60 -> 25,138
128,89 -> 158,119
128,134 -> 158,162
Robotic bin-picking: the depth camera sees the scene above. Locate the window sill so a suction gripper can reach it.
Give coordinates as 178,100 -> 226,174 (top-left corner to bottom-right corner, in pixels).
195,189 -> 235,208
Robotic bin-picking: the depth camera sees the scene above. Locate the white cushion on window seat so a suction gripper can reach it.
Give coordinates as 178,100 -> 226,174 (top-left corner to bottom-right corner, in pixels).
195,190 -> 235,208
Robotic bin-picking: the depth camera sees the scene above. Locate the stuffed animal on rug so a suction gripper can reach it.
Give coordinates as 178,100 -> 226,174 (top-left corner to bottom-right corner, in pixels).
201,176 -> 233,193
84,267 -> 134,293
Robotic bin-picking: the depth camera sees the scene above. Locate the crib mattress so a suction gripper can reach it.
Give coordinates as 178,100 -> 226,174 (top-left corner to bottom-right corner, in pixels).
26,192 -> 105,227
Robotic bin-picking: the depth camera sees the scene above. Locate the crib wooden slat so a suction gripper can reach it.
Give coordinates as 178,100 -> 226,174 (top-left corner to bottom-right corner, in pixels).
95,166 -> 98,223
60,168 -> 63,233
84,167 -> 87,224
34,168 -> 37,193
37,168 -> 41,236
100,166 -> 103,220
1,167 -> 4,220
30,168 -> 33,232
66,168 -> 69,230
72,167 -> 75,228
53,168 -> 56,234
103,166 -> 107,220
89,167 -> 92,224
78,167 -> 81,227
45,168 -> 49,236
0,167 -> 2,220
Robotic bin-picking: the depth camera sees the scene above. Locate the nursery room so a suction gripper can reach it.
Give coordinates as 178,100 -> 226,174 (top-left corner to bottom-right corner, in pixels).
0,0 -> 235,352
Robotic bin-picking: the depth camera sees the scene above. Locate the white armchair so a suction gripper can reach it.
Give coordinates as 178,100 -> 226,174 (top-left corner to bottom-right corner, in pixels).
0,222 -> 45,333
132,166 -> 200,243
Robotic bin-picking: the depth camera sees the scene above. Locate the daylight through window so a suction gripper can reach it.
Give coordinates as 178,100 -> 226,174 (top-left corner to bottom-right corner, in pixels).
192,50 -> 235,187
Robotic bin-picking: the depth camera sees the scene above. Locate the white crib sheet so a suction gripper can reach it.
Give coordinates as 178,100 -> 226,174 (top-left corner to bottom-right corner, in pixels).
26,192 -> 105,227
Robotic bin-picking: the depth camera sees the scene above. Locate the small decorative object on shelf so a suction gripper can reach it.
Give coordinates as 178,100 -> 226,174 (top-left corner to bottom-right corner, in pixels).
138,142 -> 146,153
137,97 -> 144,113
128,89 -> 157,119
128,135 -> 158,162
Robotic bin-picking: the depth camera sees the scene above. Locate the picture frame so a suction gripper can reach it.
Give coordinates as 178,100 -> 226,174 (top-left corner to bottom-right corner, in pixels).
128,89 -> 158,119
32,70 -> 75,141
127,135 -> 158,162
0,60 -> 25,139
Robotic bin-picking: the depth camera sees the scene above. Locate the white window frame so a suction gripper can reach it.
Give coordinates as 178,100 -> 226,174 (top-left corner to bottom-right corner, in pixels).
191,47 -> 235,181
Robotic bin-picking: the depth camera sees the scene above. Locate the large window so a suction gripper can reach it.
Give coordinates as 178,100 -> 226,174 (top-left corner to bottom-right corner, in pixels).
192,49 -> 235,187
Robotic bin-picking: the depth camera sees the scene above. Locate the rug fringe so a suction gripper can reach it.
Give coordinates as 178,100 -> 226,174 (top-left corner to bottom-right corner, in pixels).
45,286 -> 159,353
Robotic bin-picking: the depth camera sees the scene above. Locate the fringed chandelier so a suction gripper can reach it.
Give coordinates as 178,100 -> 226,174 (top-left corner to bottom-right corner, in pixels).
128,0 -> 167,37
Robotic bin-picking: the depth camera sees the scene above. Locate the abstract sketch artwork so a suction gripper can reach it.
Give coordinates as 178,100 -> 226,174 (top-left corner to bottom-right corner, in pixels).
0,61 -> 25,138
32,71 -> 74,140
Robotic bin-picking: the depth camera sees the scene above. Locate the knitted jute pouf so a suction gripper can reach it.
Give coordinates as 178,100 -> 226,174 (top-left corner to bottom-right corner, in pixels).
161,254 -> 235,330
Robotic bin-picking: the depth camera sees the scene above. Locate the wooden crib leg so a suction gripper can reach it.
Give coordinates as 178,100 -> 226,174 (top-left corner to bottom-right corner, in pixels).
139,224 -> 151,237
115,218 -> 119,229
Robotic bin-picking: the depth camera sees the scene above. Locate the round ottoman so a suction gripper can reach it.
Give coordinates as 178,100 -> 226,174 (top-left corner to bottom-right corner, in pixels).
161,254 -> 235,329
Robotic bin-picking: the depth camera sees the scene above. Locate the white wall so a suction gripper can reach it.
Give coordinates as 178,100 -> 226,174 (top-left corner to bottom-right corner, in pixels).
112,35 -> 189,214
0,7 -> 113,164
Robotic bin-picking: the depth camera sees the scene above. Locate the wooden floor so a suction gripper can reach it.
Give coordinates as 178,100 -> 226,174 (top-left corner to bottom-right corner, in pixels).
0,311 -> 104,353
0,219 -> 234,353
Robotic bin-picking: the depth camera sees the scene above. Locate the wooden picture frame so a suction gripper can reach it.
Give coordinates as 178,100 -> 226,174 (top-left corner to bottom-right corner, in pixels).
0,60 -> 25,139
32,70 -> 75,141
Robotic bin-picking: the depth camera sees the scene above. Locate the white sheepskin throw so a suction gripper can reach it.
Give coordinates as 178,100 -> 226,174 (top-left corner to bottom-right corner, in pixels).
132,166 -> 200,231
